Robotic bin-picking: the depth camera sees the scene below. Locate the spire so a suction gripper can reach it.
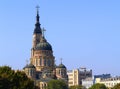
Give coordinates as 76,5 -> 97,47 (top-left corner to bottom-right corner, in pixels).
33,5 -> 42,34
36,5 -> 40,23
60,58 -> 63,64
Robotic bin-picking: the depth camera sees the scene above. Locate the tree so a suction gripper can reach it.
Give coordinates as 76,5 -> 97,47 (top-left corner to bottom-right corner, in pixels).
0,76 -> 10,89
0,66 -> 36,89
69,85 -> 85,89
89,83 -> 108,89
112,83 -> 120,89
47,79 -> 68,89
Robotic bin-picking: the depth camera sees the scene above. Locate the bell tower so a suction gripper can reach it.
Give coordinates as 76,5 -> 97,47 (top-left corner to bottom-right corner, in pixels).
32,6 -> 42,49
30,6 -> 55,72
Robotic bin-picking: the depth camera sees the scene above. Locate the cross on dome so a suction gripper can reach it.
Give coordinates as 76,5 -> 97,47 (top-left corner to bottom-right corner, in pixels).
60,58 -> 63,64
36,5 -> 40,14
42,27 -> 46,37
26,59 -> 29,65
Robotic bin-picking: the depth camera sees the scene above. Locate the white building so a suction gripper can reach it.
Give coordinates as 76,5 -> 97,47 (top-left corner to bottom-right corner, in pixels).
95,76 -> 120,88
82,77 -> 93,89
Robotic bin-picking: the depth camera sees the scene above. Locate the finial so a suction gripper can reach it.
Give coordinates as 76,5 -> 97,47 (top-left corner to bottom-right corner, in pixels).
60,58 -> 63,64
26,59 -> 29,65
36,5 -> 40,15
42,27 -> 46,37
35,5 -> 40,24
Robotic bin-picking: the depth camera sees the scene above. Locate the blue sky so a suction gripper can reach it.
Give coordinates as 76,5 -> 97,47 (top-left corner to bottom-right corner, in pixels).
0,0 -> 120,76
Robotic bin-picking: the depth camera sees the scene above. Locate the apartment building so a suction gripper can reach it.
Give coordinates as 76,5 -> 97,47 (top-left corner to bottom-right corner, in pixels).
67,67 -> 92,87
95,76 -> 120,88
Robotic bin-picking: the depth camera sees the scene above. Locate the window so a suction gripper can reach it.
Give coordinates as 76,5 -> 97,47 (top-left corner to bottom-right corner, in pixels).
48,60 -> 51,67
40,57 -> 42,66
44,59 -> 46,66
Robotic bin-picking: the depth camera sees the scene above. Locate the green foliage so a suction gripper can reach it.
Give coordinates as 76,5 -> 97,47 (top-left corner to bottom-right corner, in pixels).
69,85 -> 84,89
47,79 -> 68,89
89,83 -> 108,89
0,77 -> 10,89
0,66 -> 36,89
112,83 -> 120,89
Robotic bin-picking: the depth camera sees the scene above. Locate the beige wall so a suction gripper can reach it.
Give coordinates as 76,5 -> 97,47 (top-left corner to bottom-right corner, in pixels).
67,69 -> 79,87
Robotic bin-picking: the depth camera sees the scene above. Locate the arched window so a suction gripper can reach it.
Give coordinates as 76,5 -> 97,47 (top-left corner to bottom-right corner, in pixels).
30,69 -> 32,76
48,60 -> 51,67
59,70 -> 61,75
44,59 -> 46,66
36,59 -> 39,66
40,57 -> 42,66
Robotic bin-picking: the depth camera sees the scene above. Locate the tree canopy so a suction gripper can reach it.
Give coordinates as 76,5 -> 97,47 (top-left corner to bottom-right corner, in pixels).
47,79 -> 68,89
69,85 -> 85,89
112,83 -> 120,89
89,83 -> 108,89
0,66 -> 37,89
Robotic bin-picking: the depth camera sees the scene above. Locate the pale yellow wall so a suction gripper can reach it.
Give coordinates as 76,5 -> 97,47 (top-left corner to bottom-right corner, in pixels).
67,69 -> 79,87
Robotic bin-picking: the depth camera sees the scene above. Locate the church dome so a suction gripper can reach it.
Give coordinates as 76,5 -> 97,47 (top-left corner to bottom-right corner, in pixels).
35,36 -> 52,51
23,64 -> 35,69
57,63 -> 66,68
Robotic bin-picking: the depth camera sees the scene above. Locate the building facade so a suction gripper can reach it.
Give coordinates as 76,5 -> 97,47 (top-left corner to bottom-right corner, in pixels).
67,67 -> 92,87
23,8 -> 68,88
82,77 -> 93,89
95,76 -> 120,89
81,74 -> 111,89
94,74 -> 111,84
79,67 -> 92,83
67,69 -> 80,87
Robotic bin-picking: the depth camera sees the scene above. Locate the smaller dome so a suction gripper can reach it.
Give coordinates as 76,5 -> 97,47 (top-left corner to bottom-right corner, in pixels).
23,64 -> 35,69
57,63 -> 66,68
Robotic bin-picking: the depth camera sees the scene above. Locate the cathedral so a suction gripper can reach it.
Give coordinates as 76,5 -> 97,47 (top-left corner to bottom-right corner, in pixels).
23,8 -> 68,88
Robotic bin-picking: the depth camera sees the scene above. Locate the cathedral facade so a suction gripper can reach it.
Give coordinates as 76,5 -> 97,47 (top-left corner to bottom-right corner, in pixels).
23,8 -> 68,88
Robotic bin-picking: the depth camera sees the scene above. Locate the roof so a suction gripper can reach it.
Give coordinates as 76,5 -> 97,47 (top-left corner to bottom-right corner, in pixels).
23,64 -> 35,69
35,36 -> 52,51
57,63 -> 66,68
